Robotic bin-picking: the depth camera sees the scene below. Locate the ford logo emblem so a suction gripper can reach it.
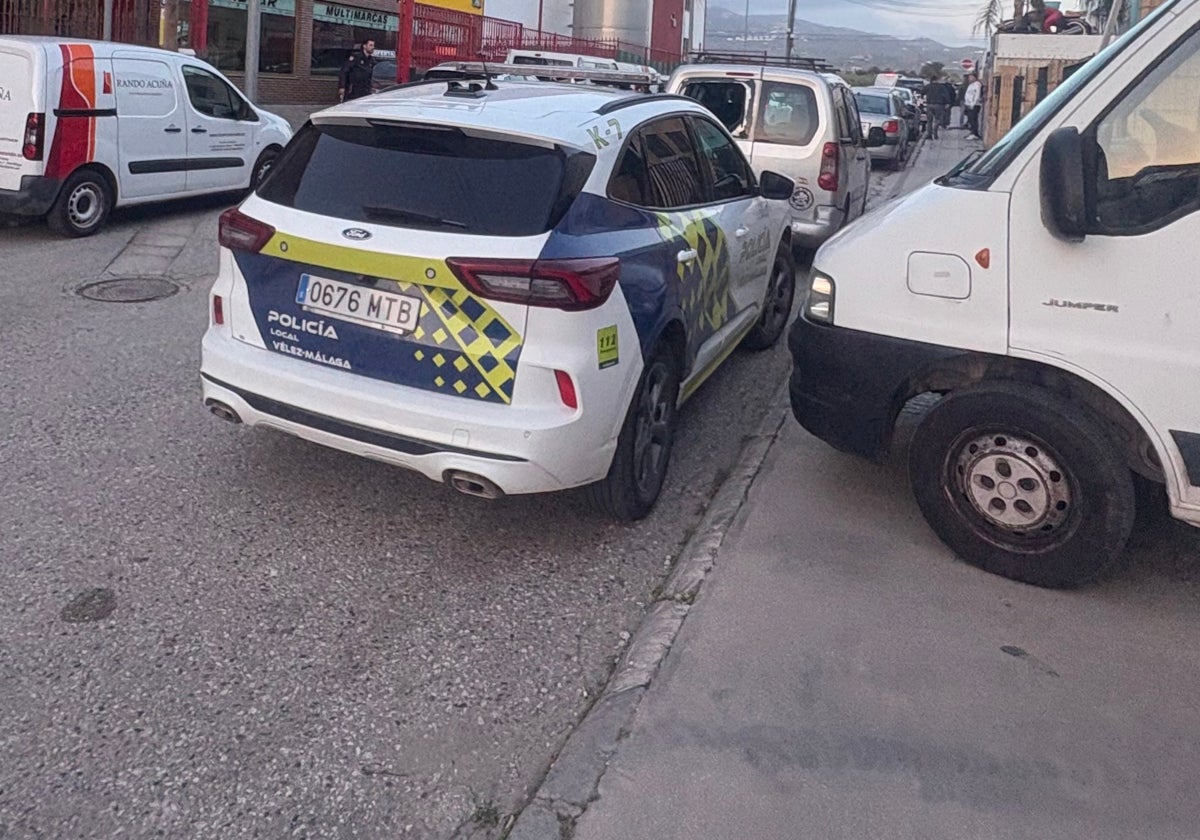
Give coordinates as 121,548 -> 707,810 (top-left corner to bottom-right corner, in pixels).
342,228 -> 372,241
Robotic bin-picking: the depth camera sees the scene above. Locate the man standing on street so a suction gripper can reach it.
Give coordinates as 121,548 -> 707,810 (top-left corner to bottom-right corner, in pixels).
338,38 -> 376,103
923,76 -> 954,140
964,73 -> 983,140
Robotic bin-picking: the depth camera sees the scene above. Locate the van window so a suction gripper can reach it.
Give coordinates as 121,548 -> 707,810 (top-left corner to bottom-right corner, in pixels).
258,122 -> 594,237
755,82 -> 819,146
640,117 -> 706,209
1092,25 -> 1200,233
182,66 -> 249,120
681,80 -> 753,137
841,88 -> 865,144
691,117 -> 754,201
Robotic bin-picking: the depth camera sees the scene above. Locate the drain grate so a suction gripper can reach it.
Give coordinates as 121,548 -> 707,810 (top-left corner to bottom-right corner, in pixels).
77,277 -> 179,303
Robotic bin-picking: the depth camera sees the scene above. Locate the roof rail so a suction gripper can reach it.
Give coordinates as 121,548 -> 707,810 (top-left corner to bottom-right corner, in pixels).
437,61 -> 660,86
687,51 -> 837,72
595,93 -> 697,116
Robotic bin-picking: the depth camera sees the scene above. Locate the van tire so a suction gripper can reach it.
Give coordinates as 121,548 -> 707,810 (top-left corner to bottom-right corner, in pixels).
48,169 -> 112,237
909,382 -> 1136,588
586,345 -> 680,521
742,244 -> 796,351
250,147 -> 281,190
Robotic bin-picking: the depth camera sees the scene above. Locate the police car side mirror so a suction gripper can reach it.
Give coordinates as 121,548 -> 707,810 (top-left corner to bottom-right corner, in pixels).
759,171 -> 795,201
866,127 -> 887,148
1042,126 -> 1089,242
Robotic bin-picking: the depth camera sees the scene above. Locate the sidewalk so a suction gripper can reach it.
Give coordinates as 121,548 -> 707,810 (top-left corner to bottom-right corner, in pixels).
507,131 -> 1200,840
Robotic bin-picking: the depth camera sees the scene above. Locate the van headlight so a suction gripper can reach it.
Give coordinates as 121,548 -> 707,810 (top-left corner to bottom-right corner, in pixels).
806,272 -> 835,324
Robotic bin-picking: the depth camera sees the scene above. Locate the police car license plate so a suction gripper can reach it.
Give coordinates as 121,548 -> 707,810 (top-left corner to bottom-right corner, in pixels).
296,275 -> 421,335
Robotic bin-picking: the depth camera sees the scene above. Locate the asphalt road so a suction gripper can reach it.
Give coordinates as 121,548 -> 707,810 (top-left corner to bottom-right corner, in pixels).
0,169 -> 882,837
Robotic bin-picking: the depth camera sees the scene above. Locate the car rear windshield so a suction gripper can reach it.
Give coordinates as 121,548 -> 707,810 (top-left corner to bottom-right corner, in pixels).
855,94 -> 891,115
259,122 -> 594,237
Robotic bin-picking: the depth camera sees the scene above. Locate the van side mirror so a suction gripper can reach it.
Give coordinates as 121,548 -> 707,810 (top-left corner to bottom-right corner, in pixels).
1041,126 -> 1089,241
759,171 -> 795,201
866,127 -> 887,148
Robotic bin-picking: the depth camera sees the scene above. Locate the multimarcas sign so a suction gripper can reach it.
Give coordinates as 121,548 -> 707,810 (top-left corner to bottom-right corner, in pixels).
314,3 -> 396,28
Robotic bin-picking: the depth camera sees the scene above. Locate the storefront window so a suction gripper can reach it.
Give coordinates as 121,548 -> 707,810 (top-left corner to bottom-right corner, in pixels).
311,2 -> 398,76
206,0 -> 297,75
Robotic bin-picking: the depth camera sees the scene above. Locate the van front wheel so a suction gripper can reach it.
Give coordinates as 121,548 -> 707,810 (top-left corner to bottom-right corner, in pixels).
48,169 -> 112,237
909,383 -> 1136,588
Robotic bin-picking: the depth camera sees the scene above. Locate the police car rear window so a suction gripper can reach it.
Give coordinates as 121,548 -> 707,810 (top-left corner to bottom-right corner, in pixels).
259,122 -> 594,237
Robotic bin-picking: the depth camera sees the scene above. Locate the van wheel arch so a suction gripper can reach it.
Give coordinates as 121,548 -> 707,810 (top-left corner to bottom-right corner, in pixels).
60,163 -> 119,204
893,353 -> 1165,483
47,164 -> 118,237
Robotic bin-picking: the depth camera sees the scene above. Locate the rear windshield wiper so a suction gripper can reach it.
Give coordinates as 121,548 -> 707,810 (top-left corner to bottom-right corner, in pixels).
361,205 -> 468,229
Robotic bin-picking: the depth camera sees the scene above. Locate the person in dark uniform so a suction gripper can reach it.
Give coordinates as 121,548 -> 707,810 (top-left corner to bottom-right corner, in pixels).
922,76 -> 954,140
338,38 -> 376,102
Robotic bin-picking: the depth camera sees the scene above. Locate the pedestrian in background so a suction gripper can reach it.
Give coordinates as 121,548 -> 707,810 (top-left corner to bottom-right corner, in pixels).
338,38 -> 377,102
923,76 -> 953,140
964,73 -> 983,140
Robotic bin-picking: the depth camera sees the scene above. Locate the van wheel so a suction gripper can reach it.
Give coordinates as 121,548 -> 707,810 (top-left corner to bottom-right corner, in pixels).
48,170 -> 112,237
251,147 -> 281,190
742,245 -> 796,351
909,382 -> 1136,588
586,345 -> 680,521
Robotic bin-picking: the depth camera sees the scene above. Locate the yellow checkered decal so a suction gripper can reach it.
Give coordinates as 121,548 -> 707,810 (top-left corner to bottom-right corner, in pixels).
397,281 -> 523,404
657,210 -> 732,347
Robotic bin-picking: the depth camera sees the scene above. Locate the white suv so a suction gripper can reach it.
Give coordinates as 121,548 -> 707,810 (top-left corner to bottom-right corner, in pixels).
201,79 -> 796,519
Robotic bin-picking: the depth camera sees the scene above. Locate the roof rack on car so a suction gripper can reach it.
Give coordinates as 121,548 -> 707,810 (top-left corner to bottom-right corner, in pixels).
437,61 -> 661,87
688,52 -> 837,72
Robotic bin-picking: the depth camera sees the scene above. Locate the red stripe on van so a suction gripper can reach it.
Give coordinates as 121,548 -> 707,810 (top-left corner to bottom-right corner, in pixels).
44,45 -> 97,180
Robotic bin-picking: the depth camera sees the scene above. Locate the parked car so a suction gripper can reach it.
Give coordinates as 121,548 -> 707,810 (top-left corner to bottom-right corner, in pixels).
892,85 -> 923,140
372,59 -> 397,92
201,80 -> 797,520
0,36 -> 292,236
791,0 -> 1200,587
853,86 -> 910,170
668,64 -> 880,250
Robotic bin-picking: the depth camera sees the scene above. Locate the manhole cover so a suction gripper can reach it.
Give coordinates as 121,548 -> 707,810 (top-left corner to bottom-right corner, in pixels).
77,277 -> 178,303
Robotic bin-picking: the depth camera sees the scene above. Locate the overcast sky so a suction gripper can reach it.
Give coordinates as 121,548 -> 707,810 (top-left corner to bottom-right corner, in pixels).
487,0 -> 1089,48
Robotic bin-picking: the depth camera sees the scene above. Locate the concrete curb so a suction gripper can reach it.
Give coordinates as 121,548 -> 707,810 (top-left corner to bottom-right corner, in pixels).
504,383 -> 792,840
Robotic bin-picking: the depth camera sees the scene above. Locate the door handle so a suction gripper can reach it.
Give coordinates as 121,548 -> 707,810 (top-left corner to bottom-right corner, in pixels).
677,249 -> 699,265
735,227 -> 750,238
191,127 -> 208,134
164,126 -> 182,133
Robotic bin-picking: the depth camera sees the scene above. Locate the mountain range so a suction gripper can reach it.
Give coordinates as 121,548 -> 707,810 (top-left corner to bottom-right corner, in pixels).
703,5 -> 980,74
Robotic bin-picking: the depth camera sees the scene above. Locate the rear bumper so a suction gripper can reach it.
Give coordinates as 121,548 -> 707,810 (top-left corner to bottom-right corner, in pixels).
791,204 -> 843,250
0,175 -> 60,217
200,329 -> 621,495
869,139 -> 902,161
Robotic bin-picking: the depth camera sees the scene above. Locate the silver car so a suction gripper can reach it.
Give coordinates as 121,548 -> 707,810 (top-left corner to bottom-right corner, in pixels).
853,87 -> 911,171
669,65 -> 883,250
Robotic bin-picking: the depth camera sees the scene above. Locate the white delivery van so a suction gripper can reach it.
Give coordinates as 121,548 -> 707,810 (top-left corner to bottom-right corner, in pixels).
0,37 -> 292,237
790,0 -> 1200,587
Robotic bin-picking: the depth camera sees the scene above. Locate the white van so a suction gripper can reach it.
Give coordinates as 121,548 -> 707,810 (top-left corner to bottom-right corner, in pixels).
0,37 -> 292,236
790,0 -> 1200,587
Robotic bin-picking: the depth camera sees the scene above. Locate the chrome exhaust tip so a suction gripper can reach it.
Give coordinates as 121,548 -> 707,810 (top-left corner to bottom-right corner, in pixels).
206,400 -> 242,424
446,471 -> 505,500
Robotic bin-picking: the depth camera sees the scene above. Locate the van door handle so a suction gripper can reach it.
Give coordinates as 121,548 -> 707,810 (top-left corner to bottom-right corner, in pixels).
735,227 -> 750,238
677,249 -> 699,265
191,127 -> 208,134
164,126 -> 182,133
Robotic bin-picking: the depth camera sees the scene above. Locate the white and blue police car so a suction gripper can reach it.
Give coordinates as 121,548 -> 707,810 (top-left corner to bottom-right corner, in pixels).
201,75 -> 796,519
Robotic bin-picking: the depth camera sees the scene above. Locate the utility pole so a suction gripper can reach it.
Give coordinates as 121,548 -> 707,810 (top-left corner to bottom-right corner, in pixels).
785,0 -> 798,61
102,0 -> 114,39
743,0 -> 749,43
243,0 -> 261,101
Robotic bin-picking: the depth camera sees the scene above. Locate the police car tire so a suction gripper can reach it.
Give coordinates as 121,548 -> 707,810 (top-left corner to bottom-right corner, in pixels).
909,382 -> 1136,588
48,169 -> 112,238
586,346 -> 680,521
742,245 -> 796,352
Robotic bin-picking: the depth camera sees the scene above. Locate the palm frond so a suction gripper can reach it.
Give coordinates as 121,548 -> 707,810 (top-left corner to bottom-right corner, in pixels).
972,0 -> 1005,37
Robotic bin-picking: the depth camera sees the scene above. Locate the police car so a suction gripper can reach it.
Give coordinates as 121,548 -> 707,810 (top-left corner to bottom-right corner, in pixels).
200,68 -> 796,519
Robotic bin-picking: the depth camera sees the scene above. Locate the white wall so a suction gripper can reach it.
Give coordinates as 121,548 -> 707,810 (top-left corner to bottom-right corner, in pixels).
486,0 -> 574,33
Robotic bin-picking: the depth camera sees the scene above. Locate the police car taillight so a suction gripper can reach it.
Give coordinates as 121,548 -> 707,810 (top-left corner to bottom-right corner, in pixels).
22,113 -> 44,161
446,257 -> 620,311
218,208 -> 276,253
